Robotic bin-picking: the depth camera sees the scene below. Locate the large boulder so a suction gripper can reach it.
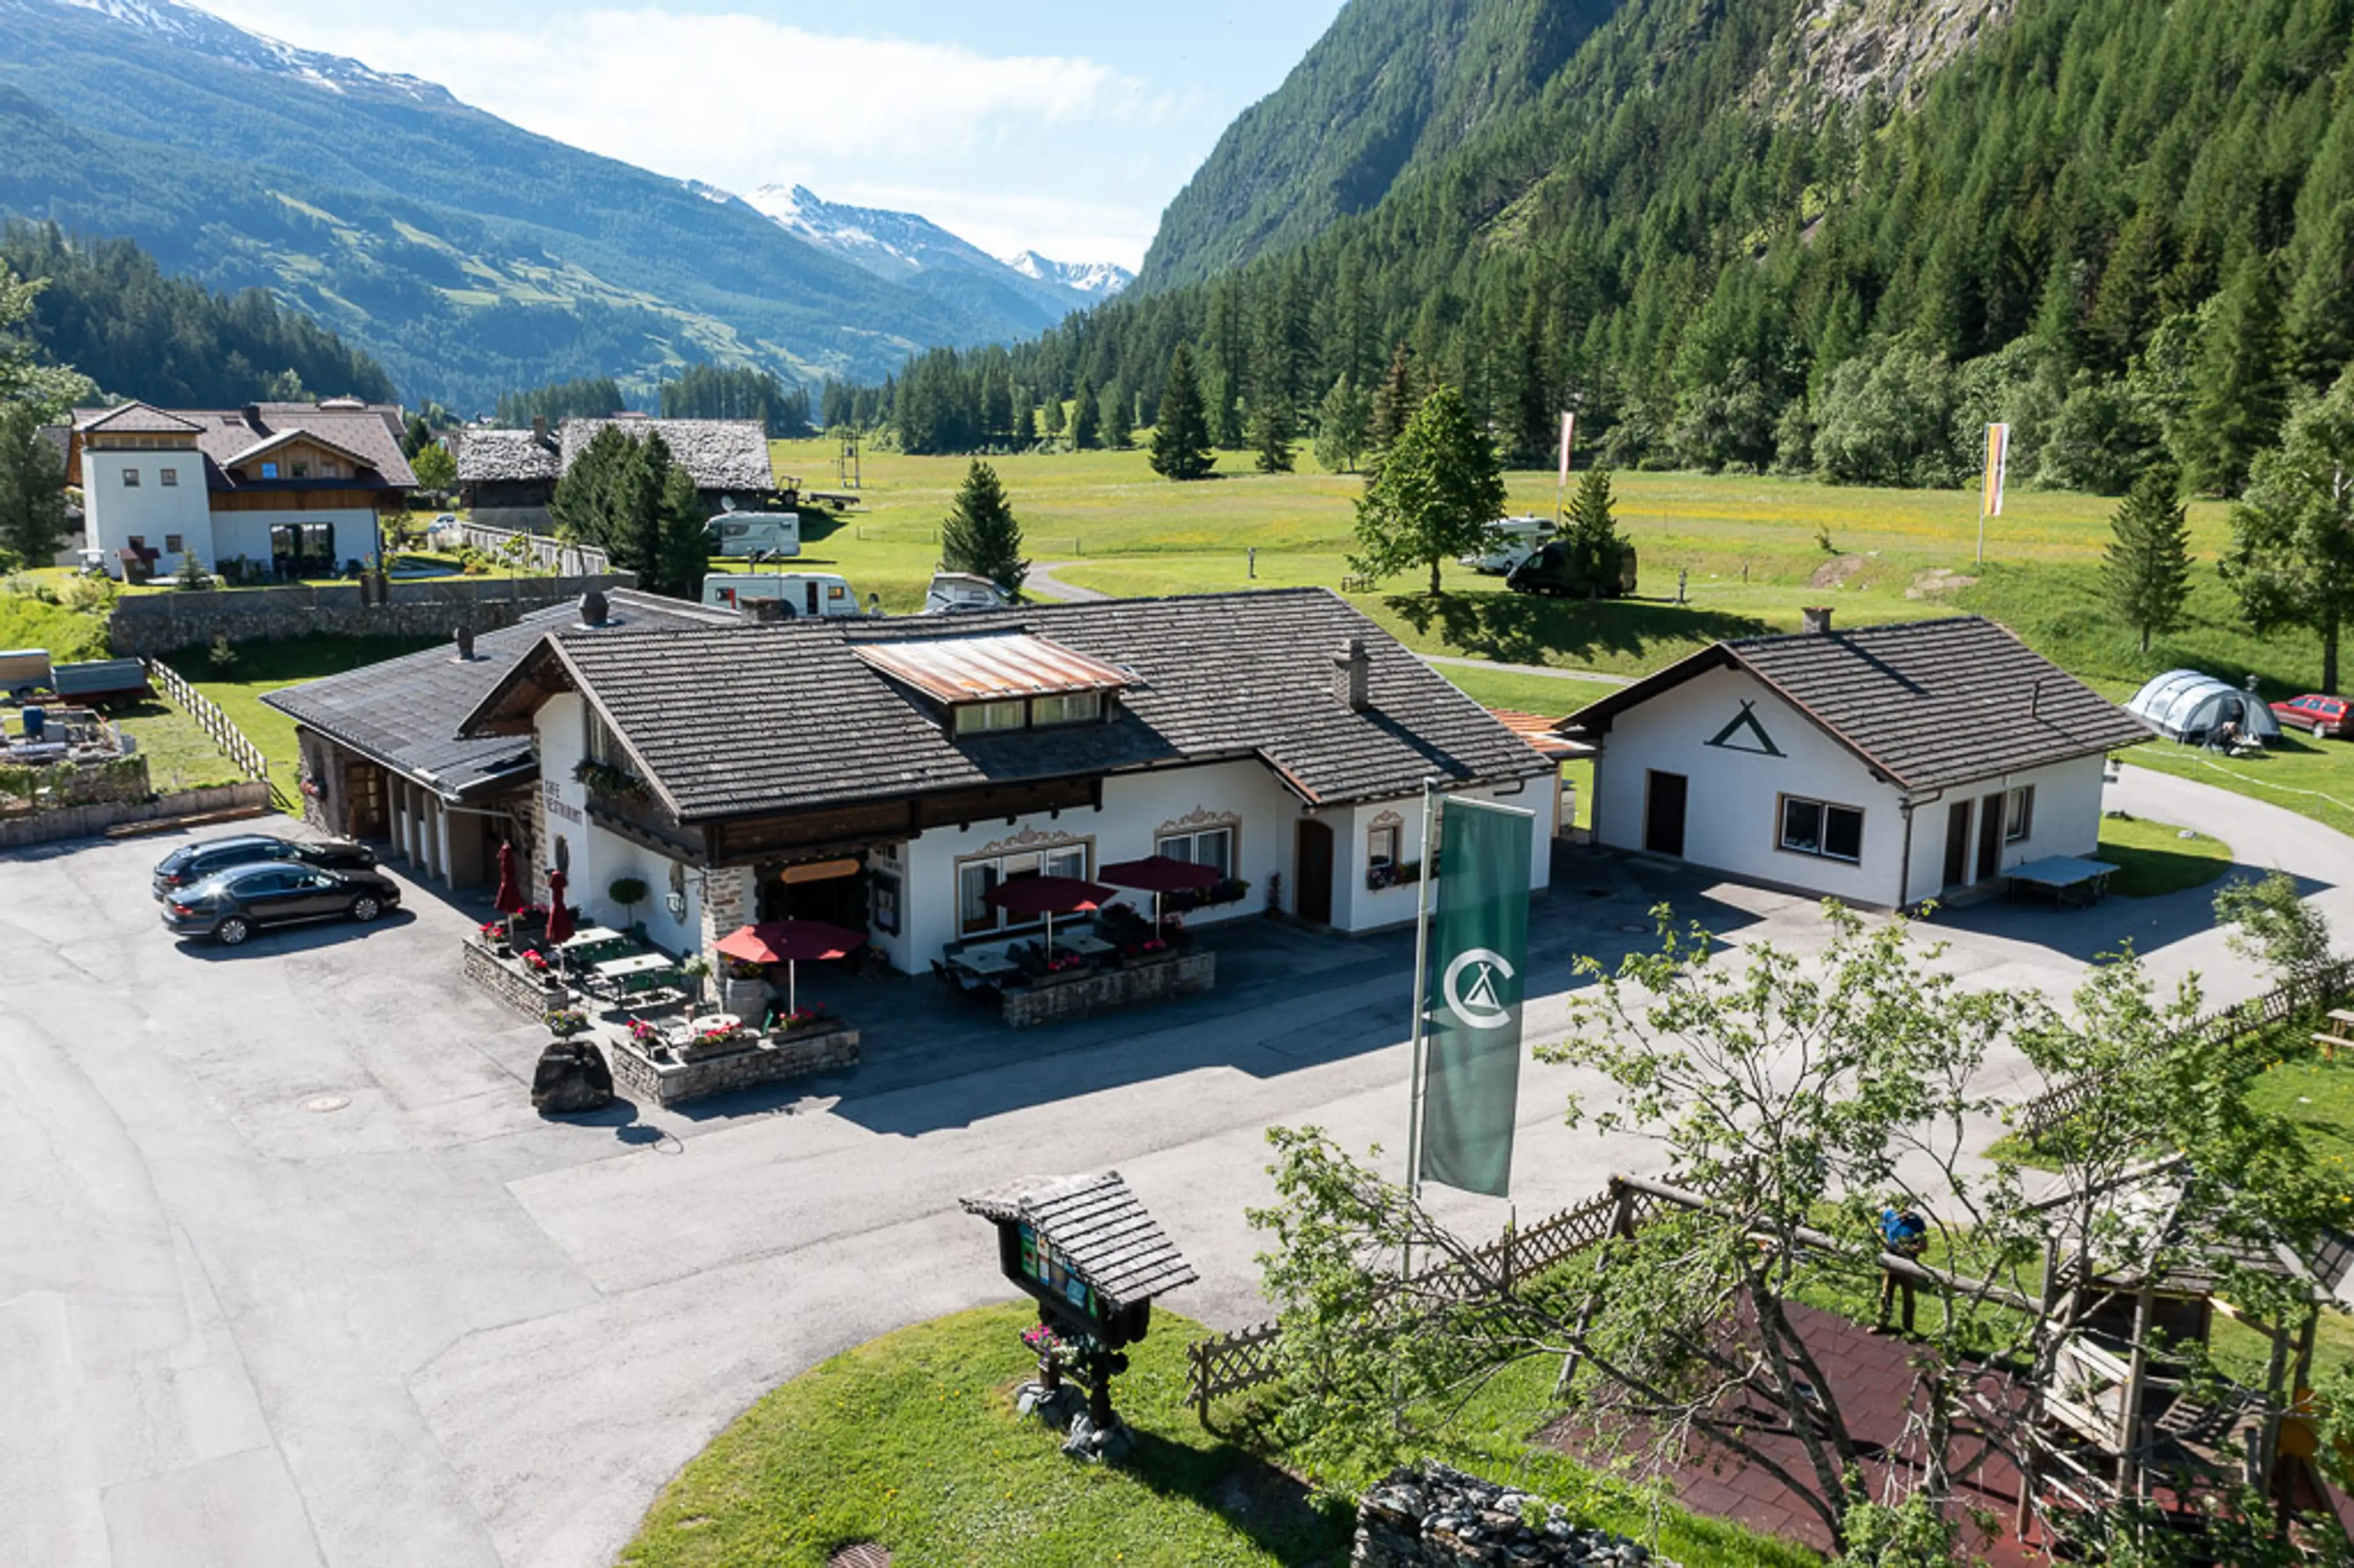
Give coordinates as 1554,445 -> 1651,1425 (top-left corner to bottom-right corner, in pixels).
532,1039 -> 615,1114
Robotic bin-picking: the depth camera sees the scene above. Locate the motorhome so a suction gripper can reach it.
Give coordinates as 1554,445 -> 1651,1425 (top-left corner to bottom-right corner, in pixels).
923,572 -> 1013,614
1460,515 -> 1555,574
701,572 -> 869,618
705,511 -> 801,558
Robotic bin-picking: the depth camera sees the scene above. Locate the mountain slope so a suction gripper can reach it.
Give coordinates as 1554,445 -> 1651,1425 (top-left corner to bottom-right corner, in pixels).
1003,251 -> 1132,298
0,0 -> 1043,407
746,184 -> 1126,335
1137,0 -> 1621,290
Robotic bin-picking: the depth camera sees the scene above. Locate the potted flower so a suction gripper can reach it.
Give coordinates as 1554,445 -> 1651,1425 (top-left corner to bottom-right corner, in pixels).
772,1002 -> 829,1035
478,919 -> 511,955
1021,1320 -> 1069,1391
544,1007 -> 588,1039
627,1016 -> 672,1062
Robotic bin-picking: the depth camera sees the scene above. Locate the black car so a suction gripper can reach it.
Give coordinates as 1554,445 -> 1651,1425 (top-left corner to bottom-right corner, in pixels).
1505,539 -> 1640,599
161,863 -> 402,945
152,834 -> 376,900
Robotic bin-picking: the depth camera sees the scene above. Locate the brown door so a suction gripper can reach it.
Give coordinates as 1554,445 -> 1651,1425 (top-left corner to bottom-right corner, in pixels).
1975,792 -> 2005,882
1943,799 -> 1973,888
1295,819 -> 1334,925
1644,771 -> 1688,857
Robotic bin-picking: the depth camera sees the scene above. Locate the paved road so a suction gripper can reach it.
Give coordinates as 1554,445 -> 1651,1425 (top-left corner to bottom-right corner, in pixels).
2,764 -> 2340,1567
1023,561 -> 1108,603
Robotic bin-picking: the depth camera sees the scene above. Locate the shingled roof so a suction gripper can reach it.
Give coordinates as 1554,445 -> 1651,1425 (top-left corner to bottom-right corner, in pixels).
262,590 -> 739,797
560,418 -> 774,492
461,588 -> 1556,821
69,400 -> 416,492
961,1172 -> 1199,1312
1560,616 -> 2150,791
452,427 -> 561,485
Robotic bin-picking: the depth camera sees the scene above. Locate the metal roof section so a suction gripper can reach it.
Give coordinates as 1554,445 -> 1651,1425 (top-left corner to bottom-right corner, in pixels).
855,633 -> 1134,704
960,1171 -> 1199,1311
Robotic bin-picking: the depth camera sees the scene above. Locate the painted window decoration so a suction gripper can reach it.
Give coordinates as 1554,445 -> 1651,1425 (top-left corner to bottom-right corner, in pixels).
1780,796 -> 1864,863
1032,691 -> 1103,726
159,466 -> 178,487
2006,785 -> 2035,843
1157,825 -> 1233,877
121,466 -> 140,487
870,870 -> 901,935
954,699 -> 1026,736
1016,1220 -> 1098,1319
957,844 -> 1091,935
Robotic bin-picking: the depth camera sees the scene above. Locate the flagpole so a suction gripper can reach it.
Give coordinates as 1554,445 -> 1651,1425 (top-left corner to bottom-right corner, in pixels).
1405,779 -> 1439,1210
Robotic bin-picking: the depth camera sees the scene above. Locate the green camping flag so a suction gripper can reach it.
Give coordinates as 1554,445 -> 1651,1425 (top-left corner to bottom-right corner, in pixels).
1416,796 -> 1534,1198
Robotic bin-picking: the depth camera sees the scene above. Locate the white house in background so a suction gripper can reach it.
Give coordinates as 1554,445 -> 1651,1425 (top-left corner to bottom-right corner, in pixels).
1557,611 -> 2153,909
451,588 -> 1559,972
62,399 -> 416,581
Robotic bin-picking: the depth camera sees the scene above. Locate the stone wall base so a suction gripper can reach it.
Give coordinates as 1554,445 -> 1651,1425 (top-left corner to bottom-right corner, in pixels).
462,939 -> 569,1019
1000,951 -> 1214,1029
1353,1463 -> 1678,1568
608,1024 -> 860,1106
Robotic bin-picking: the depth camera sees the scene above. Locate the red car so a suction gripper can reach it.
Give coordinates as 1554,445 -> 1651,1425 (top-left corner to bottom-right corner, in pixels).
2271,693 -> 2354,737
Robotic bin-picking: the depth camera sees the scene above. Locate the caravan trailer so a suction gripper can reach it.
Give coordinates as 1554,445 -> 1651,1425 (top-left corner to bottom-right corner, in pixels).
1459,515 -> 1555,574
704,512 -> 802,559
701,572 -> 868,618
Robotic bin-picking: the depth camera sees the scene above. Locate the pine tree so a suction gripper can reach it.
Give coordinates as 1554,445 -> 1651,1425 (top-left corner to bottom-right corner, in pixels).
2102,460 -> 2192,652
1249,284 -> 1298,473
653,465 -> 709,601
1149,344 -> 1216,481
1349,382 -> 1504,596
2182,253 -> 2289,497
1369,343 -> 1420,462
940,459 -> 1029,594
1069,376 -> 1102,450
1560,466 -> 1629,599
2223,367 -> 2354,691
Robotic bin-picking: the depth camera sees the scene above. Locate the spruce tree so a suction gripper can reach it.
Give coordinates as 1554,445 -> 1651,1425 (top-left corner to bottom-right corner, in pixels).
1149,344 -> 1216,481
1349,383 -> 1504,596
1370,343 -> 1420,461
940,459 -> 1029,594
2182,253 -> 2289,497
2102,460 -> 2192,652
1249,286 -> 1298,472
1561,466 -> 1629,599
1069,376 -> 1102,450
653,465 -> 710,601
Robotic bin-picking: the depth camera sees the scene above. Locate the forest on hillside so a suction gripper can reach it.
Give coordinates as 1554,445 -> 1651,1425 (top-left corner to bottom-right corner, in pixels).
839,0 -> 2354,500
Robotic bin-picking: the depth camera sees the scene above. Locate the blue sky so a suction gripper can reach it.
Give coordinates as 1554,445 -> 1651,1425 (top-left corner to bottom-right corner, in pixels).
201,0 -> 1346,268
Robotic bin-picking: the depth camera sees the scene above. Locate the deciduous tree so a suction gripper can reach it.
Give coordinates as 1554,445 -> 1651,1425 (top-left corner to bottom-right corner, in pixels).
1312,375 -> 1373,473
1348,382 -> 1501,595
2223,367 -> 2354,690
0,403 -> 68,568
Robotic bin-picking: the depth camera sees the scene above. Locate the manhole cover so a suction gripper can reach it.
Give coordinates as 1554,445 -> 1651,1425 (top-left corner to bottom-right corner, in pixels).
827,1546 -> 890,1568
303,1095 -> 351,1113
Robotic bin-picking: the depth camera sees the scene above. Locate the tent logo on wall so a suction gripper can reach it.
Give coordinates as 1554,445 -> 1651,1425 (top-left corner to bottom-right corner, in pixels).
1705,700 -> 1784,758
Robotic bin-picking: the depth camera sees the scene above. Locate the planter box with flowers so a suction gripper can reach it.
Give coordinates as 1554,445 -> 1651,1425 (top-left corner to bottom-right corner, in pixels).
462,935 -> 571,1017
605,1010 -> 860,1106
1162,877 -> 1251,916
1000,950 -> 1216,1029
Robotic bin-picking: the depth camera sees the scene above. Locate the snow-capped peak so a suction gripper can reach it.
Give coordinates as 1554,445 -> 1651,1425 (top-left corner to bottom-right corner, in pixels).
41,0 -> 451,102
1002,250 -> 1135,297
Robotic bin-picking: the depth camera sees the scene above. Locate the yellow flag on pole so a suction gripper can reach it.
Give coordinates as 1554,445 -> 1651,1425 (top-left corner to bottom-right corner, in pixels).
1558,412 -> 1575,487
1983,424 -> 2011,518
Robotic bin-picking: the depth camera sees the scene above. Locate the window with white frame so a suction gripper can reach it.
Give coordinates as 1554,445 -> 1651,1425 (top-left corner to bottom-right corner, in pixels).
954,699 -> 1026,736
1157,825 -> 1234,877
2006,785 -> 2035,842
1032,691 -> 1103,727
956,842 -> 1091,936
1778,795 -> 1864,863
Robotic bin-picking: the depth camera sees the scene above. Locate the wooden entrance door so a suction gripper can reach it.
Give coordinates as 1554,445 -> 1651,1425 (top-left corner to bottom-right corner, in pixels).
1943,799 -> 1973,888
1976,791 -> 2005,882
1295,819 -> 1335,925
1644,770 -> 1688,858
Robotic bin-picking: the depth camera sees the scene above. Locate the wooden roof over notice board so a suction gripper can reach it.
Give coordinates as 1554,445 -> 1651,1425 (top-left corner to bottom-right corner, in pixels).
961,1171 -> 1198,1311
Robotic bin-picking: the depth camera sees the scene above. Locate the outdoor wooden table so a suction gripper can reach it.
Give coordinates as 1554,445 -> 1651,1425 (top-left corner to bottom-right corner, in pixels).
596,952 -> 676,994
562,926 -> 631,964
2005,855 -> 2119,908
951,943 -> 1022,981
2317,1009 -> 2354,1063
1060,934 -> 1114,958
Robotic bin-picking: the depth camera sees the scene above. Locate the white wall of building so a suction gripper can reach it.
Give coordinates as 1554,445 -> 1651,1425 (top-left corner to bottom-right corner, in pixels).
82,447 -> 211,574
211,506 -> 384,574
1593,663 -> 2113,907
1325,777 -> 1556,934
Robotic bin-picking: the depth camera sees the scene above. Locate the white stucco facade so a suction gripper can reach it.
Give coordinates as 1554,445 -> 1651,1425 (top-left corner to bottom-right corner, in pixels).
1590,663 -> 2109,908
80,444 -> 213,573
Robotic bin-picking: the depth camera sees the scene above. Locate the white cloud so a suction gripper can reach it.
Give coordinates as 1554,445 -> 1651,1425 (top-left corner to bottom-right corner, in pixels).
203,2 -> 1163,264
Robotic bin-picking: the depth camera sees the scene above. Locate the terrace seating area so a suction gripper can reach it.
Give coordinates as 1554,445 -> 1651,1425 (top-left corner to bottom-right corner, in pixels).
937,904 -> 1213,1028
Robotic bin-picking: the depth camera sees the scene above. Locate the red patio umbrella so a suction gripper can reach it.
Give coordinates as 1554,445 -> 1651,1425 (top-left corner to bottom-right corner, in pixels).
544,868 -> 574,946
1100,855 -> 1220,928
982,875 -> 1116,951
714,918 -> 864,1016
493,840 -> 526,915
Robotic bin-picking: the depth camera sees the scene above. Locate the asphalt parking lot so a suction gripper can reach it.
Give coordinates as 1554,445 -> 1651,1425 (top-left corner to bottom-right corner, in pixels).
0,765 -> 2326,1567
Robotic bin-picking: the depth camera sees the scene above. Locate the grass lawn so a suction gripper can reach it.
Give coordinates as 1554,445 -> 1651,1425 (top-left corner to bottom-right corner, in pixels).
112,696 -> 248,792
620,1301 -> 1811,1568
0,581 -> 114,663
172,635 -> 439,808
2095,813 -> 2234,898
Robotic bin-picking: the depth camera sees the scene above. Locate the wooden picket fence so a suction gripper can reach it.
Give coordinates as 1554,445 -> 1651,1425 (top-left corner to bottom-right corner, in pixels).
146,659 -> 276,796
2009,957 -> 2354,1140
1183,1182 -> 1651,1421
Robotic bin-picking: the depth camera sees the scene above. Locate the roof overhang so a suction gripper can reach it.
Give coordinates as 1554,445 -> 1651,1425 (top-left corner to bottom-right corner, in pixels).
224,428 -> 378,475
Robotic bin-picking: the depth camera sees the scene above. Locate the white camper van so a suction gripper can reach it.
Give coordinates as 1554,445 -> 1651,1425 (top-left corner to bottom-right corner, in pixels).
923,572 -> 1013,614
704,511 -> 801,558
702,572 -> 869,618
1459,514 -> 1555,574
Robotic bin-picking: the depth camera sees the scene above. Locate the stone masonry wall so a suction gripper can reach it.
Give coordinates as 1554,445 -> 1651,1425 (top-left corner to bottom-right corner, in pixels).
462,939 -> 569,1019
107,575 -> 636,657
1353,1463 -> 1678,1568
1000,951 -> 1215,1029
607,1024 -> 860,1106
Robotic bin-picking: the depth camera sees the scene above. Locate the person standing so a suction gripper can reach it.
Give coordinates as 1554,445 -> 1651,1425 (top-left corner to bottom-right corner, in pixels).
1876,1205 -> 1929,1333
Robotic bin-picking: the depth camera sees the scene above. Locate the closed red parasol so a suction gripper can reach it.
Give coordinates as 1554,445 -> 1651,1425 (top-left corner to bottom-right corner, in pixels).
493,839 -> 526,915
1099,855 -> 1220,926
983,875 -> 1115,950
714,919 -> 864,1016
544,869 -> 574,947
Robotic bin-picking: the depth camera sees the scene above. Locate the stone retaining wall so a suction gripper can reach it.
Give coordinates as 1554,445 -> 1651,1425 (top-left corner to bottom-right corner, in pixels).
107,575 -> 636,656
0,778 -> 272,849
462,939 -> 570,1019
1000,951 -> 1215,1029
607,1023 -> 860,1106
1354,1463 -> 1677,1568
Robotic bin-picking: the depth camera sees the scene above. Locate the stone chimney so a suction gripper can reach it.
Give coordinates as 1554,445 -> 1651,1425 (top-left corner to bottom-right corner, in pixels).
1801,606 -> 1834,635
531,415 -> 549,444
240,403 -> 262,428
452,625 -> 476,661
1332,637 -> 1371,711
579,588 -> 609,627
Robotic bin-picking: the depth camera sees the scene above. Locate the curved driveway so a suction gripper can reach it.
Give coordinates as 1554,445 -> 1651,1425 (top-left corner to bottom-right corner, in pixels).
1,762 -> 2340,1567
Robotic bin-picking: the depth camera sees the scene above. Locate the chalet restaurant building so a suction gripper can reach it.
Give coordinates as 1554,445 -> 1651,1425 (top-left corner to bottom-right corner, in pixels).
273,588 -> 1560,969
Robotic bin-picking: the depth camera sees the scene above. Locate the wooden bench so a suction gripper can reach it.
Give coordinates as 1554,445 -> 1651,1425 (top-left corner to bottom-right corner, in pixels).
1339,573 -> 1375,593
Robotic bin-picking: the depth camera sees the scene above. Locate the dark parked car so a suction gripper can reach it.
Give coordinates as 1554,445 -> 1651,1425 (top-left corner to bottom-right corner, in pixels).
2271,693 -> 2354,738
1505,539 -> 1639,599
160,863 -> 401,946
152,834 -> 376,900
